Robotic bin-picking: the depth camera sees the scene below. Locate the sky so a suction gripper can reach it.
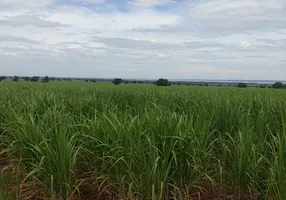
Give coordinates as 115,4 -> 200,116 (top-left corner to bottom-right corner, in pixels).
0,0 -> 285,80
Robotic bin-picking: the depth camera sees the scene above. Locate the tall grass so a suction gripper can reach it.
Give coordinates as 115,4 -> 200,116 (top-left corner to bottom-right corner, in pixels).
0,82 -> 285,199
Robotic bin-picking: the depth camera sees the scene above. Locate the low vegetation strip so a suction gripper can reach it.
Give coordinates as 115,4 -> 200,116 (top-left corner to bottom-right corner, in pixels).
0,82 -> 286,200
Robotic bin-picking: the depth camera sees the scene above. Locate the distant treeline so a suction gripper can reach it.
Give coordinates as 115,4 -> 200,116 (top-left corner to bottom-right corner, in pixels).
0,76 -> 285,89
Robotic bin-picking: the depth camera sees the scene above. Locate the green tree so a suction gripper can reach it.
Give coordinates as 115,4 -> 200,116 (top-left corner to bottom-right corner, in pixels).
156,78 -> 170,86
0,76 -> 6,81
23,77 -> 31,81
238,82 -> 247,88
42,76 -> 50,83
31,76 -> 40,82
112,78 -> 123,85
273,82 -> 283,89
12,76 -> 19,82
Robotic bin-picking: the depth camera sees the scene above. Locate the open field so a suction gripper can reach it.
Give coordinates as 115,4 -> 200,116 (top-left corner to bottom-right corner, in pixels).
0,81 -> 286,200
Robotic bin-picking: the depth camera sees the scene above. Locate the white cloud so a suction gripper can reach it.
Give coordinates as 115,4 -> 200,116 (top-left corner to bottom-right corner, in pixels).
87,0 -> 105,3
130,0 -> 174,7
189,0 -> 285,19
46,8 -> 181,31
0,51 -> 20,56
188,0 -> 286,33
240,41 -> 251,48
0,0 -> 285,80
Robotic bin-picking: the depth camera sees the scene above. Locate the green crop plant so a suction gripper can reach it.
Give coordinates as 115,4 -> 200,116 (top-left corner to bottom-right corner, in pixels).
0,81 -> 285,199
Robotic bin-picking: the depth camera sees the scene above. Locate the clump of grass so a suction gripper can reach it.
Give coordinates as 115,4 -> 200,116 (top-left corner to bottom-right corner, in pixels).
5,109 -> 80,199
0,171 -> 10,200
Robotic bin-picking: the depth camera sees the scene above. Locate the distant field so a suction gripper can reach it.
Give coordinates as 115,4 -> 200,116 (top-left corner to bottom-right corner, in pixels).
0,81 -> 286,200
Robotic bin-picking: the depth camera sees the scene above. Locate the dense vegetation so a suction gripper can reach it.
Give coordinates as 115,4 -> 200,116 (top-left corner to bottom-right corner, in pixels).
273,82 -> 284,89
112,78 -> 123,85
156,78 -> 170,86
0,81 -> 286,200
237,82 -> 248,88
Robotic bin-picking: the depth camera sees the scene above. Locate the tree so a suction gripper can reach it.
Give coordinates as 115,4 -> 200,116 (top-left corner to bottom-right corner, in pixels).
155,78 -> 170,86
273,82 -> 283,89
0,76 -> 6,81
112,78 -> 123,85
12,76 -> 19,82
31,76 -> 40,82
42,76 -> 49,83
238,82 -> 247,88
23,77 -> 31,81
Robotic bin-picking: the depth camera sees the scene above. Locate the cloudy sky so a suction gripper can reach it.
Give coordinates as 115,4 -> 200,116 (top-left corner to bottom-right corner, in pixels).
0,0 -> 285,80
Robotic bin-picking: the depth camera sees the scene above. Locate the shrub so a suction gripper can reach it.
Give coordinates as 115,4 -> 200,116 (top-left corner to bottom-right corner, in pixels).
12,76 -> 19,82
31,76 -> 40,82
238,82 -> 247,88
156,78 -> 170,86
42,76 -> 50,83
112,78 -> 123,85
23,77 -> 31,81
273,82 -> 283,89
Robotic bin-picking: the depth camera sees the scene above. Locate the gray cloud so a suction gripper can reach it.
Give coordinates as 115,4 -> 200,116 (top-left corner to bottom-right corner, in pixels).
188,0 -> 286,34
0,35 -> 38,43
